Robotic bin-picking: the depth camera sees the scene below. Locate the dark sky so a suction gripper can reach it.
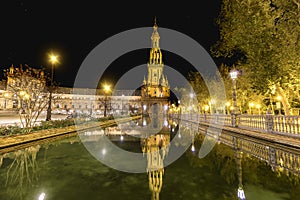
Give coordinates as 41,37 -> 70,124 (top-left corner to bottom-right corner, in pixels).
0,1 -> 223,89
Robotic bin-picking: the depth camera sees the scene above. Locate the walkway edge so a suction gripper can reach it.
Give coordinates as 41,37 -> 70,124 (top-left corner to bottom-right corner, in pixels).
0,116 -> 141,149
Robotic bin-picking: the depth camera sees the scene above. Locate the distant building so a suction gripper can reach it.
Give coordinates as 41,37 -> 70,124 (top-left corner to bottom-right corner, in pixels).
0,65 -> 141,115
3,64 -> 46,109
0,80 -> 6,109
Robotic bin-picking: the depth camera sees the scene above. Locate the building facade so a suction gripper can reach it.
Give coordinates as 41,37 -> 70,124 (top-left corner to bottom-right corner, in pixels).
0,65 -> 141,116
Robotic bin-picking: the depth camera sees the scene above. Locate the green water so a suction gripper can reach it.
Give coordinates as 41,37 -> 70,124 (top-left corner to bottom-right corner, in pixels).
0,126 -> 299,200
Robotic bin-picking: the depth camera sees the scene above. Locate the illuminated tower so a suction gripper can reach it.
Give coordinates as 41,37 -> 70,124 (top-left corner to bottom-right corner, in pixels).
141,18 -> 170,116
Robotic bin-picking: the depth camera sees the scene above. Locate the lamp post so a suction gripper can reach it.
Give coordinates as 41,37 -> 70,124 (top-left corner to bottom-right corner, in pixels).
230,69 -> 238,127
121,94 -> 124,115
225,101 -> 231,114
276,95 -> 282,115
3,92 -> 10,109
46,53 -> 59,121
256,104 -> 261,115
103,84 -> 111,117
249,102 -> 254,115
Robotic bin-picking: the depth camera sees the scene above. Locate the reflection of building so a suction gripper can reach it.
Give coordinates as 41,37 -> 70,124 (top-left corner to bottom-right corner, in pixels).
217,133 -> 300,177
141,116 -> 170,200
141,19 -> 170,116
3,145 -> 41,199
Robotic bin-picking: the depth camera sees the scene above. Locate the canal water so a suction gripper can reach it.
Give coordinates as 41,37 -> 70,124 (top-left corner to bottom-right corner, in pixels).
0,119 -> 299,200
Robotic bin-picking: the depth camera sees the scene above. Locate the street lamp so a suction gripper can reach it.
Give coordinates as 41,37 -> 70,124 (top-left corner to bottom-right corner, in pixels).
230,69 -> 238,127
121,94 -> 124,115
276,95 -> 282,115
256,104 -> 261,115
3,92 -> 10,109
46,52 -> 59,121
249,102 -> 254,115
103,84 -> 111,117
225,101 -> 231,114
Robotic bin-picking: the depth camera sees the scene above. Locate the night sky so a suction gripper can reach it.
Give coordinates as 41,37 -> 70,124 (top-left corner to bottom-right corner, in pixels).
0,1 -> 223,89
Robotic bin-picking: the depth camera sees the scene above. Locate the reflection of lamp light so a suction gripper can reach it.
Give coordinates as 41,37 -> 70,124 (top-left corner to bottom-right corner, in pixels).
238,188 -> 246,200
102,149 -> 106,155
164,104 -> 168,111
120,135 -> 124,141
38,192 -> 46,200
164,120 -> 168,126
236,151 -> 246,200
191,144 -> 195,152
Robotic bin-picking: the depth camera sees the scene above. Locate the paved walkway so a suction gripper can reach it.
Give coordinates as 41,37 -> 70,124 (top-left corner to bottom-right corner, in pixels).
0,110 -> 68,126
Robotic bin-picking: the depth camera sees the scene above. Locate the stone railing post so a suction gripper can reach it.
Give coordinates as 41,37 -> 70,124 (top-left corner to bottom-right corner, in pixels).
265,109 -> 274,132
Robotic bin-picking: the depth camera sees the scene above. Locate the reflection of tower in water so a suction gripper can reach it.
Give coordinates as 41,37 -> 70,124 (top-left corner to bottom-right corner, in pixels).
142,128 -> 170,200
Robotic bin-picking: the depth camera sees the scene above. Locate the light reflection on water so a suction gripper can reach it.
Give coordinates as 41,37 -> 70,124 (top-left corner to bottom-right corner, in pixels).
0,118 -> 299,200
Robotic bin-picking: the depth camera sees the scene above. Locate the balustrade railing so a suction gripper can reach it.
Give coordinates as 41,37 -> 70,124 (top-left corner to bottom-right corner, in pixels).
170,113 -> 300,136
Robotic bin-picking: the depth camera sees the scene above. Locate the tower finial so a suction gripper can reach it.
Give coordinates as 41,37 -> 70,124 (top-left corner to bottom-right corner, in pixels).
154,16 -> 157,28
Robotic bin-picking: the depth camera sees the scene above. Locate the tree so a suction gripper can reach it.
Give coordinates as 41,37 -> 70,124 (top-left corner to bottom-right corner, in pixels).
4,65 -> 50,132
212,0 -> 300,115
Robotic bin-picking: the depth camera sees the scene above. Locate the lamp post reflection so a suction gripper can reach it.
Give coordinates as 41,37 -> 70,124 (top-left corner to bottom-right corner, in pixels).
233,136 -> 246,200
237,151 -> 246,200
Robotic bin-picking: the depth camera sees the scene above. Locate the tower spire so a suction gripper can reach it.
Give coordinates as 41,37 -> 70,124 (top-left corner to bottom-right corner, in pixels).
154,16 -> 157,28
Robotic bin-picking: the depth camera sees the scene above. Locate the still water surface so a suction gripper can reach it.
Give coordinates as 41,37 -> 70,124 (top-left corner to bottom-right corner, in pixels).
0,120 -> 299,200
